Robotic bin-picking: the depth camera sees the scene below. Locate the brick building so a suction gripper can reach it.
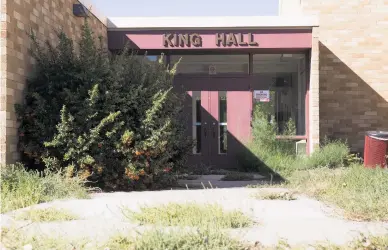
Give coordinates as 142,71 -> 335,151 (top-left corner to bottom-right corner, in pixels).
0,0 -> 387,167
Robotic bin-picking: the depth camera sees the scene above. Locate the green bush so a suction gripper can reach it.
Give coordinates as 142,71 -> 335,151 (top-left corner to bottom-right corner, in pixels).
239,103 -> 353,176
15,21 -> 191,190
238,102 -> 297,175
1,164 -> 87,213
301,138 -> 350,169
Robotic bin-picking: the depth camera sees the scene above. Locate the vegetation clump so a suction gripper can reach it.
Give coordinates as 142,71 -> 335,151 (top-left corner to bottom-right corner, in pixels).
1,164 -> 87,213
288,164 -> 388,221
122,202 -> 252,228
239,101 -> 355,177
15,207 -> 79,222
15,21 -> 191,191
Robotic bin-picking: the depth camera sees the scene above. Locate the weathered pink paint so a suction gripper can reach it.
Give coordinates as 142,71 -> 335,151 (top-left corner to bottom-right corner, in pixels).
125,31 -> 312,50
227,91 -> 252,144
200,91 -> 211,157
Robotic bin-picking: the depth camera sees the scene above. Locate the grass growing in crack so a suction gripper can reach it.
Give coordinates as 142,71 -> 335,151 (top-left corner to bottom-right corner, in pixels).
252,190 -> 297,201
106,229 -> 246,250
106,231 -> 388,250
288,164 -> 388,221
122,203 -> 252,228
15,207 -> 79,222
263,234 -> 388,249
1,227 -> 91,250
220,172 -> 254,181
236,104 -> 388,221
1,164 -> 88,213
3,226 -> 388,250
2,227 -> 246,250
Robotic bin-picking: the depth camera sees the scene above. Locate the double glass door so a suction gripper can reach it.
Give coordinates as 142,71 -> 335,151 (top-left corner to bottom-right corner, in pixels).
191,91 -> 227,156
177,76 -> 252,169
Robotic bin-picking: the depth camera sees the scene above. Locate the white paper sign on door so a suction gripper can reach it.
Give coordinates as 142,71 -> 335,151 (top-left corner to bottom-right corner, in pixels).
209,64 -> 217,75
253,90 -> 270,102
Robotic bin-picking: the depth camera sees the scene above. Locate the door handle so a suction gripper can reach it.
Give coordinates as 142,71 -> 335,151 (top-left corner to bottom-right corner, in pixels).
212,122 -> 216,138
204,127 -> 207,138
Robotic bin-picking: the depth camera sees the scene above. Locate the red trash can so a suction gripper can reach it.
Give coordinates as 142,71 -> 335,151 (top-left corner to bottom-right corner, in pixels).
364,131 -> 388,168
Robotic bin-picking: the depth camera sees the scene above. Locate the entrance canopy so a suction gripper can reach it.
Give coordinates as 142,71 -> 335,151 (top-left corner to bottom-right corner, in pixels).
107,16 -> 319,51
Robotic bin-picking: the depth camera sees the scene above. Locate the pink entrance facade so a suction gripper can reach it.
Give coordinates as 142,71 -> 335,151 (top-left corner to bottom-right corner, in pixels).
108,28 -> 313,169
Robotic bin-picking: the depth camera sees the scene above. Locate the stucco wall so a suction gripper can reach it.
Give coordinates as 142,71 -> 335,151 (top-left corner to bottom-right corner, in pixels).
0,0 -> 107,164
302,0 -> 388,153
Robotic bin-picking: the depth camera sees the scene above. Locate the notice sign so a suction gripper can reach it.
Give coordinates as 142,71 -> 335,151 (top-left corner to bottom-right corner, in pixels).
254,90 -> 270,102
209,64 -> 217,75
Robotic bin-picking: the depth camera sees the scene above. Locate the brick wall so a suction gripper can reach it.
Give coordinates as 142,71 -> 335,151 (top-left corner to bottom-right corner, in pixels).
0,0 -> 107,164
302,0 -> 388,153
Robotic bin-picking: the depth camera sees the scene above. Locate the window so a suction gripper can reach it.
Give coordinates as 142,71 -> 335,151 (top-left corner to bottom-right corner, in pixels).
192,91 -> 201,154
170,55 -> 249,75
219,91 -> 227,154
134,54 -> 166,64
252,54 -> 306,135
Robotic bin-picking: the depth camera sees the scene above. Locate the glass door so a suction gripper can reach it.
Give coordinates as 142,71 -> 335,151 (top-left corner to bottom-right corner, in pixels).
175,76 -> 252,169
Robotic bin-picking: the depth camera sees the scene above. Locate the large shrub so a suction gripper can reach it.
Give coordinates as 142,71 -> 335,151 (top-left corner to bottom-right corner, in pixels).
15,22 -> 191,190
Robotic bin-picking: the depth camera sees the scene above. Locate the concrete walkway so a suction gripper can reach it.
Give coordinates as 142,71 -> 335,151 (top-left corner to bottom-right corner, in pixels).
177,174 -> 269,188
2,188 -> 388,248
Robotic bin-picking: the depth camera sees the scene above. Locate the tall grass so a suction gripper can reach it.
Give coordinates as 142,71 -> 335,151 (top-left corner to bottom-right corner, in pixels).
107,229 -> 246,250
3,225 -> 387,250
15,207 -> 79,222
123,203 -> 252,228
1,227 -> 91,250
1,164 -> 88,213
300,138 -> 350,170
2,226 -> 247,250
239,103 -> 352,176
288,164 -> 388,221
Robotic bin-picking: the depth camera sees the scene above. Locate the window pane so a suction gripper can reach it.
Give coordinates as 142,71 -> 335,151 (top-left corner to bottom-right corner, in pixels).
196,125 -> 201,154
170,55 -> 248,74
219,125 -> 227,154
192,91 -> 201,154
195,98 -> 201,123
134,54 -> 166,65
145,55 -> 158,61
219,92 -> 227,123
252,54 -> 306,135
219,91 -> 227,154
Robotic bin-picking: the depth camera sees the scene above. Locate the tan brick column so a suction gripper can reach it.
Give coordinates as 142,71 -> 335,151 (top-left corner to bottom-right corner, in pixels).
309,26 -> 320,153
0,0 -> 8,163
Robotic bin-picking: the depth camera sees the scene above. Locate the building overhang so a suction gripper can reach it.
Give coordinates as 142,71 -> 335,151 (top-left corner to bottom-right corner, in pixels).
107,16 -> 319,30
107,16 -> 319,51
